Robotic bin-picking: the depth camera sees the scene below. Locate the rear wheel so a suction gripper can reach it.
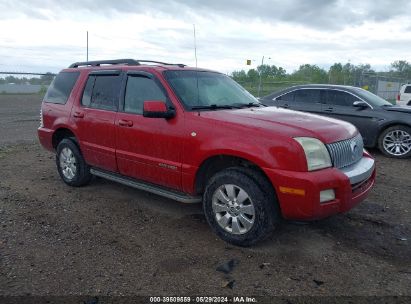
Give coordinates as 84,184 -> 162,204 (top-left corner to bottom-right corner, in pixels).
56,138 -> 92,186
378,125 -> 411,158
203,167 -> 279,246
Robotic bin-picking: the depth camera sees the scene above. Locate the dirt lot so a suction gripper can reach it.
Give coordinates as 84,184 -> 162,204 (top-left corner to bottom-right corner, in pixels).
0,94 -> 410,298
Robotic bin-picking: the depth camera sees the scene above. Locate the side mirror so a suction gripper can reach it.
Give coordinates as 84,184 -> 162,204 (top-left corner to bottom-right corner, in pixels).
353,101 -> 369,109
143,100 -> 175,119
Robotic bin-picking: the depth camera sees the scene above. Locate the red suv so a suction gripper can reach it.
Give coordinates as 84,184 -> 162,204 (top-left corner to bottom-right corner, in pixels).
38,59 -> 376,245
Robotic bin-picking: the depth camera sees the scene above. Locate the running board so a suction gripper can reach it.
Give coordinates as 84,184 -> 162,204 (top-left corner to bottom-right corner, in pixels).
90,168 -> 202,204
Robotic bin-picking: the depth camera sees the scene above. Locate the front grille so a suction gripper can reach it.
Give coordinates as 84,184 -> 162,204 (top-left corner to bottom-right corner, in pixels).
327,133 -> 363,169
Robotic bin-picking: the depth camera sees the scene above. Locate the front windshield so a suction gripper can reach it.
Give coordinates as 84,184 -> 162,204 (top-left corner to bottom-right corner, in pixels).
353,87 -> 392,107
164,70 -> 259,110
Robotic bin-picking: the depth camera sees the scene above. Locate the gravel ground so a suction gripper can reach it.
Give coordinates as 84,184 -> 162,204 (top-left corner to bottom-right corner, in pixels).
0,95 -> 410,298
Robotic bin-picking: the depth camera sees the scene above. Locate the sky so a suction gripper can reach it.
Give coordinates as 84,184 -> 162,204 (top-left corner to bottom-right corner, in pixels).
1,0 -> 411,75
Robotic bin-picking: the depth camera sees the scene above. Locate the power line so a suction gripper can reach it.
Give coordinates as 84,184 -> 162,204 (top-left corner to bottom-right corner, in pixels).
0,72 -> 56,76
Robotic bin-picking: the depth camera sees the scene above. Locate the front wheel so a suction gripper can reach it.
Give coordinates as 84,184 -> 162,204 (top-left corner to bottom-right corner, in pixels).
378,125 -> 411,158
203,168 -> 279,246
56,138 -> 92,186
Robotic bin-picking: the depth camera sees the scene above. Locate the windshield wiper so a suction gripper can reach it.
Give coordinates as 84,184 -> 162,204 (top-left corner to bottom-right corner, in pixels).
191,104 -> 235,110
232,102 -> 263,108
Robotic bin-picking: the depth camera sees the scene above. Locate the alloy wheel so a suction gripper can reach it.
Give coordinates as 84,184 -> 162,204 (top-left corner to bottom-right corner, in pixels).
211,184 -> 255,235
59,147 -> 77,180
383,130 -> 411,156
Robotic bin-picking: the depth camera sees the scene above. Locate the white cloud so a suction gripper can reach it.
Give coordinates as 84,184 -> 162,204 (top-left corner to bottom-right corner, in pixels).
0,0 -> 410,74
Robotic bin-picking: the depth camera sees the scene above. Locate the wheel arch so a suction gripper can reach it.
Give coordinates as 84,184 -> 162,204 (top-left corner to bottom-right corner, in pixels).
52,127 -> 78,149
194,154 -> 274,195
378,122 -> 411,141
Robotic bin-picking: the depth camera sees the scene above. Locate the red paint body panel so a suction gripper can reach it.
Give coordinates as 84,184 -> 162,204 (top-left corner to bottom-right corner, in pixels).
263,157 -> 376,220
143,100 -> 167,112
38,64 -> 376,221
115,111 -> 183,190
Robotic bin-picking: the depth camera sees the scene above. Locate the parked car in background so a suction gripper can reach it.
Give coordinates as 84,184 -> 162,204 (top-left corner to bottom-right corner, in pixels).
397,83 -> 411,106
38,60 -> 376,246
260,84 -> 411,158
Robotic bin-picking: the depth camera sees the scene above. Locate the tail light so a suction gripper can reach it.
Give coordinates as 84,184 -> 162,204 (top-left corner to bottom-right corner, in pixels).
397,94 -> 400,103
39,107 -> 44,128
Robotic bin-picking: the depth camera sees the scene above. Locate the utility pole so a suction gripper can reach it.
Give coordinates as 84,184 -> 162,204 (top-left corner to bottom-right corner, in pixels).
257,56 -> 271,97
257,56 -> 265,97
86,31 -> 89,62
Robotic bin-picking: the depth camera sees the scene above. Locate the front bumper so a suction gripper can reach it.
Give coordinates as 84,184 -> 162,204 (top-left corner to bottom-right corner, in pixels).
264,155 -> 376,221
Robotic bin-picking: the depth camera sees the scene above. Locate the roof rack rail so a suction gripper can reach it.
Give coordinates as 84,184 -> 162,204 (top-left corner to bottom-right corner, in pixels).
69,59 -> 139,68
137,60 -> 186,68
69,59 -> 186,68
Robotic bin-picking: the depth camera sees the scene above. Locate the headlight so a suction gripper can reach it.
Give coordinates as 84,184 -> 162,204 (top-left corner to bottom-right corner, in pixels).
294,137 -> 332,171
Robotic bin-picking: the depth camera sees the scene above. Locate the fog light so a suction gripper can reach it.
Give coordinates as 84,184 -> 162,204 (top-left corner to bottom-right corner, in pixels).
320,189 -> 335,203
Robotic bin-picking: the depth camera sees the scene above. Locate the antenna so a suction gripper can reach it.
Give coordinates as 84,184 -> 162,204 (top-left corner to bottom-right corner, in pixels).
193,24 -> 198,68
86,31 -> 89,61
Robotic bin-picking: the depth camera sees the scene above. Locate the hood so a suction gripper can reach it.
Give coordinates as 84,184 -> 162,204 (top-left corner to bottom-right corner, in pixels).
384,105 -> 411,114
199,107 -> 357,144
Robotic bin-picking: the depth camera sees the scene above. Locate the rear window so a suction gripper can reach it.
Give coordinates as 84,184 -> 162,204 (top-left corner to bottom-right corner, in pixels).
404,85 -> 411,93
44,72 -> 80,104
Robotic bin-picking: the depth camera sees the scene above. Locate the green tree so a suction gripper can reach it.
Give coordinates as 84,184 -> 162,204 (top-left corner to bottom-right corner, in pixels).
247,69 -> 259,81
329,63 -> 344,84
291,64 -> 328,83
231,70 -> 247,81
390,60 -> 411,78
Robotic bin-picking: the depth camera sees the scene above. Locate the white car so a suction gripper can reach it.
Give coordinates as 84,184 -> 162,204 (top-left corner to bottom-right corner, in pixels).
397,84 -> 411,106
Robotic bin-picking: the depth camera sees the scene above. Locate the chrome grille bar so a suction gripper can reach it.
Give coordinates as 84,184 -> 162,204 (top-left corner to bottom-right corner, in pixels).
327,134 -> 364,169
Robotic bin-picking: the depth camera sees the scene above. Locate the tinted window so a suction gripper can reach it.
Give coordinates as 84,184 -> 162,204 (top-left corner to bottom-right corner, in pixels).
81,76 -> 95,107
294,89 -> 321,103
277,92 -> 294,102
44,72 -> 79,104
81,75 -> 121,111
124,76 -> 166,114
404,85 -> 411,93
325,90 -> 357,106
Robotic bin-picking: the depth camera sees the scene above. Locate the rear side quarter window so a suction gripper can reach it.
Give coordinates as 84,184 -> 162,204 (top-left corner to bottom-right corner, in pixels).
43,72 -> 80,104
404,85 -> 411,93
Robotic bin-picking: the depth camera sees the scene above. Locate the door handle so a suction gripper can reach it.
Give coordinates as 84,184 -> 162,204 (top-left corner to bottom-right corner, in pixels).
283,103 -> 289,108
118,119 -> 133,127
73,111 -> 84,118
324,107 -> 333,112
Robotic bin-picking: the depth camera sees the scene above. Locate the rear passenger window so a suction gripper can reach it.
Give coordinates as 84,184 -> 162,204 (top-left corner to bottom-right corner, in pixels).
44,72 -> 80,104
81,74 -> 121,111
81,76 -> 95,107
124,76 -> 167,114
294,89 -> 321,103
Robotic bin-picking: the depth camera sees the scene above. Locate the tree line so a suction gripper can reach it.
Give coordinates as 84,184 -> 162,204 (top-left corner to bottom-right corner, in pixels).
0,73 -> 54,85
231,60 -> 411,85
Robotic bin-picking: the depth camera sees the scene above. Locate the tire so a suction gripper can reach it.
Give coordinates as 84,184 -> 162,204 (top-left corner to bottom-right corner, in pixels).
378,125 -> 411,159
203,167 -> 279,246
56,138 -> 92,186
